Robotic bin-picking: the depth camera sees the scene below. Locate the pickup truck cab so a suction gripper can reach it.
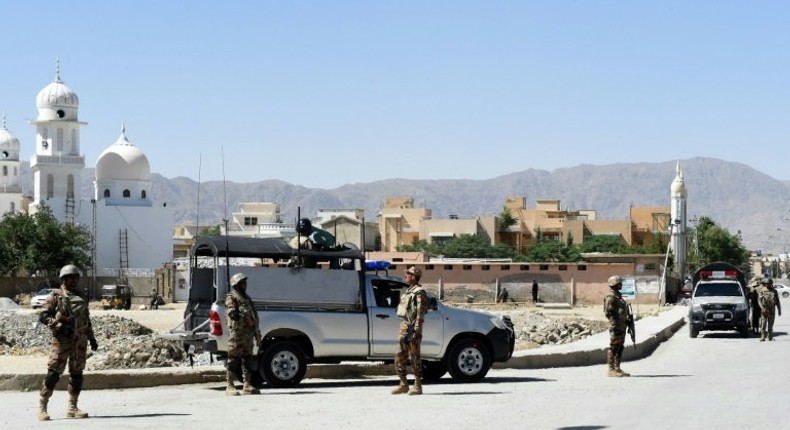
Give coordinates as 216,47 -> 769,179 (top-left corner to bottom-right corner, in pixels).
178,236 -> 515,388
688,262 -> 749,338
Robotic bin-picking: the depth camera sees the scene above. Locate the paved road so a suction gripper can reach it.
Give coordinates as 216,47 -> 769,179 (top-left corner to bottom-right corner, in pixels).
2,307 -> 787,430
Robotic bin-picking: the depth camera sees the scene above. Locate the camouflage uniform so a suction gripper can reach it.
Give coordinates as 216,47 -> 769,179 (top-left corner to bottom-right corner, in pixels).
38,265 -> 97,420
756,279 -> 781,341
746,279 -> 761,333
392,266 -> 428,395
603,275 -> 630,377
224,274 -> 261,395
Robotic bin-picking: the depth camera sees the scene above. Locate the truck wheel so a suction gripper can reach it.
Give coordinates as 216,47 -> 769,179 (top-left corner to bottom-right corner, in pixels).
447,338 -> 490,383
739,326 -> 749,338
689,325 -> 699,338
261,341 -> 306,388
422,361 -> 447,381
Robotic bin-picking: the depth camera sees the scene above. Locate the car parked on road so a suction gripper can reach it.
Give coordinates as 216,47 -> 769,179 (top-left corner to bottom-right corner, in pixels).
30,288 -> 56,309
773,283 -> 790,299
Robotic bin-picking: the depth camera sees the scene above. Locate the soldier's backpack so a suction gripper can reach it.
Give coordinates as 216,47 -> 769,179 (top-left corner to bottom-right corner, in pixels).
758,288 -> 776,310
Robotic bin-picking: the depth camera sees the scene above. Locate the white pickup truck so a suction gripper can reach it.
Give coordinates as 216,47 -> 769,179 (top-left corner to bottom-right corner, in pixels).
179,236 -> 515,388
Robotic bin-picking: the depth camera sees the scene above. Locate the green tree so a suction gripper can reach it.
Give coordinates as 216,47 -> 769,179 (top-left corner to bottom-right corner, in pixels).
396,239 -> 434,253
499,207 -> 517,231
578,234 -> 629,254
199,224 -> 221,236
696,216 -> 749,268
439,234 -> 520,259
1,206 -> 93,283
526,238 -> 581,262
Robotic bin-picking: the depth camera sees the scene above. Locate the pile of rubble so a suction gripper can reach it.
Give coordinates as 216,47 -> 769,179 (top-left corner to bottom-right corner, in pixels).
485,308 -> 609,348
0,311 -> 188,370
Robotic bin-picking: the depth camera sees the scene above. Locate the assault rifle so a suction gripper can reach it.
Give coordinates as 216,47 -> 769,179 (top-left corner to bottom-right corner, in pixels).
626,303 -> 636,347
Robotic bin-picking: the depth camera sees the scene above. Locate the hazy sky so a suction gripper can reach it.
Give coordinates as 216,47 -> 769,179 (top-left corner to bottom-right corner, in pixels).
1,1 -> 788,188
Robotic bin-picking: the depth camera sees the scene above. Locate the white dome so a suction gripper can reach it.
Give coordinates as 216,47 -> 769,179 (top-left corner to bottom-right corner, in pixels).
671,163 -> 687,197
95,126 -> 150,181
0,118 -> 21,160
36,79 -> 79,109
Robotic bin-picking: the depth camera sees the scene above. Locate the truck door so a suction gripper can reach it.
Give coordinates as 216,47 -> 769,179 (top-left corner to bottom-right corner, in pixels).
368,279 -> 444,358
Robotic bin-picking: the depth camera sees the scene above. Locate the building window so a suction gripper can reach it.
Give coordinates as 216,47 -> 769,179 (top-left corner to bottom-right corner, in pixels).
141,190 -> 147,199
501,265 -> 510,271
578,265 -> 587,271
104,189 -> 111,198
71,129 -> 77,153
444,265 -> 453,270
463,265 -> 472,271
13,167 -> 17,176
559,265 -> 568,271
519,265 -> 530,271
10,202 -> 15,212
46,174 -> 54,198
244,217 -> 258,226
645,263 -> 657,271
425,264 -> 434,270
539,264 -> 549,271
482,265 -> 490,271
123,189 -> 131,198
56,129 -> 64,151
2,166 -> 6,176
67,174 -> 74,198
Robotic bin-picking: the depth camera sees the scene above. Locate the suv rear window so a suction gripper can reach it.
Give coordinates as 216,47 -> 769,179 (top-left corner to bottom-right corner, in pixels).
694,282 -> 742,297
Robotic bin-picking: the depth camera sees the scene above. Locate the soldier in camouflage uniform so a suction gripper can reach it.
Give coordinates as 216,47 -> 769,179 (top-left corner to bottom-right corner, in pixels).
391,266 -> 428,395
603,275 -> 630,377
225,272 -> 262,396
756,277 -> 782,341
37,265 -> 99,421
747,278 -> 762,333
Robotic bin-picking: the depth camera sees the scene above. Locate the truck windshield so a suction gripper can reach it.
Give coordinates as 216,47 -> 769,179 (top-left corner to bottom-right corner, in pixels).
694,282 -> 742,297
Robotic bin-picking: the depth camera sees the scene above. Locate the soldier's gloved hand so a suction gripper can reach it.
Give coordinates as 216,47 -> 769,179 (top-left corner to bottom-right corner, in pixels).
89,337 -> 98,351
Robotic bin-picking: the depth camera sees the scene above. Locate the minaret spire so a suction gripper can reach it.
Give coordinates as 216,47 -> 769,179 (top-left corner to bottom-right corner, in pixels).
56,57 -> 62,82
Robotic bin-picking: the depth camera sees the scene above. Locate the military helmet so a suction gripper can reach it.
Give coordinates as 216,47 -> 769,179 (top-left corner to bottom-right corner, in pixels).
59,264 -> 81,279
608,275 -> 623,287
230,272 -> 248,288
296,218 -> 312,236
405,266 -> 422,281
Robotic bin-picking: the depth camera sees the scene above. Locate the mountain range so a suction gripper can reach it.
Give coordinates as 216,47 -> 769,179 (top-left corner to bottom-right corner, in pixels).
19,157 -> 790,254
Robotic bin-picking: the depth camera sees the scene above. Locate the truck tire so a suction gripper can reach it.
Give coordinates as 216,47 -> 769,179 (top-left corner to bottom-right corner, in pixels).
447,338 -> 491,383
261,341 -> 307,388
739,325 -> 749,338
689,325 -> 699,338
421,361 -> 447,381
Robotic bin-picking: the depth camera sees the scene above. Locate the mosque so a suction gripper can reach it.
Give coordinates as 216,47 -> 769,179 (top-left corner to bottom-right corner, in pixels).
0,62 -> 173,279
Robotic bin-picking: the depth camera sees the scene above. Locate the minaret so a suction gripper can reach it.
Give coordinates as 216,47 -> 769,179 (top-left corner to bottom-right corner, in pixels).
0,113 -> 23,213
670,162 -> 688,278
29,59 -> 87,221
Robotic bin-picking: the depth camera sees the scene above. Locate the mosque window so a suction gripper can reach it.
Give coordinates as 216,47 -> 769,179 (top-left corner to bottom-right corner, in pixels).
141,190 -> 147,199
56,129 -> 64,151
13,167 -> 17,176
104,189 -> 110,198
46,175 -> 54,198
10,202 -> 14,213
2,166 -> 6,176
71,129 -> 77,153
57,110 -> 65,119
67,175 -> 74,198
123,189 -> 131,198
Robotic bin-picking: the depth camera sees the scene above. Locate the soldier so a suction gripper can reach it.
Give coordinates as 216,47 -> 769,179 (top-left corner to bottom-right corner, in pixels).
224,272 -> 262,396
37,265 -> 99,421
747,278 -> 762,333
603,275 -> 630,377
757,277 -> 782,341
391,266 -> 428,395
149,288 -> 159,310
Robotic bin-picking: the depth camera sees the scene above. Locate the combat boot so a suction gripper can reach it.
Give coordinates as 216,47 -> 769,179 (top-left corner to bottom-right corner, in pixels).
391,376 -> 409,394
38,396 -> 50,421
614,355 -> 630,377
760,332 -> 766,342
241,372 -> 260,395
408,378 -> 423,396
225,371 -> 239,396
66,394 -> 89,418
606,350 -> 620,377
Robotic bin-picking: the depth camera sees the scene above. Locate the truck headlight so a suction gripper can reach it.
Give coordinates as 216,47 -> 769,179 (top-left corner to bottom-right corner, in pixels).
735,302 -> 747,311
490,316 -> 508,330
691,303 -> 702,312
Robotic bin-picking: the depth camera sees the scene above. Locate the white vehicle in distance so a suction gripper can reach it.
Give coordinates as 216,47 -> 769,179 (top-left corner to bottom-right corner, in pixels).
30,288 -> 56,309
773,283 -> 790,299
